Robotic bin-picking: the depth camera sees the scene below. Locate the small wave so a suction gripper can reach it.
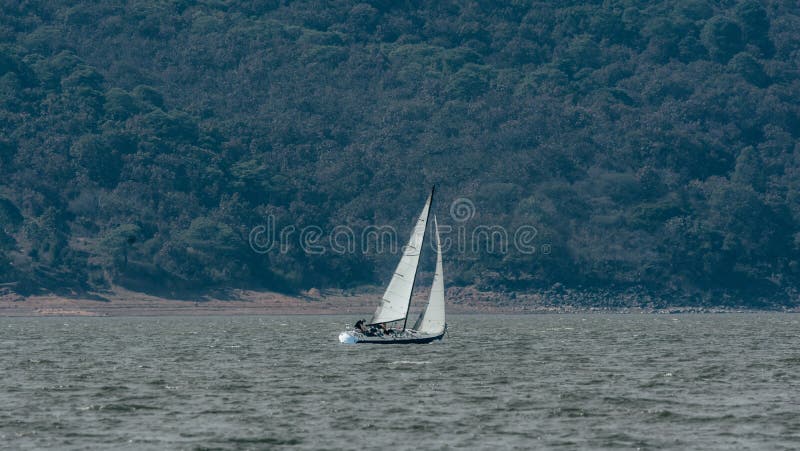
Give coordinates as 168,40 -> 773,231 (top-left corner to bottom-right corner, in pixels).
653,409 -> 676,418
549,407 -> 590,418
228,437 -> 302,445
44,384 -> 80,392
215,384 -> 253,390
389,360 -> 430,365
79,403 -> 159,412
21,358 -> 54,365
779,356 -> 800,364
99,385 -> 129,392
198,409 -> 242,414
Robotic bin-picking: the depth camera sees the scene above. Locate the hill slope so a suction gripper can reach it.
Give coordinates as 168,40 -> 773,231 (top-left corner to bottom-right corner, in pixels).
1,1 -> 799,306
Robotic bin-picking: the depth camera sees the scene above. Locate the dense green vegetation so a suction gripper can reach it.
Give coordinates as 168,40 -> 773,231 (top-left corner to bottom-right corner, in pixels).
1,1 -> 799,305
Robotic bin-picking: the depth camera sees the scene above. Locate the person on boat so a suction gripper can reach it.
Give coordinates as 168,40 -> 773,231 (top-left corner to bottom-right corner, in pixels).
354,319 -> 367,333
380,323 -> 394,336
366,325 -> 378,336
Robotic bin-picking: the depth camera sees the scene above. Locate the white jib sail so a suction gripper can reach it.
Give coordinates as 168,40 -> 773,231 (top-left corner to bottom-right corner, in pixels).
370,191 -> 432,325
415,215 -> 446,335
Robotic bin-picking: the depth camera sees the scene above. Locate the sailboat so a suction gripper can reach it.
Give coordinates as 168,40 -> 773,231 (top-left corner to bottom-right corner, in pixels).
338,187 -> 446,344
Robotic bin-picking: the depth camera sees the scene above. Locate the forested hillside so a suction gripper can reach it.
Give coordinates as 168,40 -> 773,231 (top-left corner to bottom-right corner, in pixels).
1,1 -> 799,305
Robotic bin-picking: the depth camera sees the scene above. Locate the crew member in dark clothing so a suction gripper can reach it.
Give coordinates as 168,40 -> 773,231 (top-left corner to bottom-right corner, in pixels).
354,319 -> 367,333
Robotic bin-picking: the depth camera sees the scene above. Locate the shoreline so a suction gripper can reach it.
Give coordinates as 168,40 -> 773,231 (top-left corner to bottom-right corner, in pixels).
1,286 -> 797,317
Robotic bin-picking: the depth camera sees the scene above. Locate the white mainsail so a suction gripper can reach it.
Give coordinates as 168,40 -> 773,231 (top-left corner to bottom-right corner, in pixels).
414,215 -> 446,335
369,190 -> 433,325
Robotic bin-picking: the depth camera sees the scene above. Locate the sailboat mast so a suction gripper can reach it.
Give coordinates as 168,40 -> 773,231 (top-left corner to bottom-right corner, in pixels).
403,185 -> 434,331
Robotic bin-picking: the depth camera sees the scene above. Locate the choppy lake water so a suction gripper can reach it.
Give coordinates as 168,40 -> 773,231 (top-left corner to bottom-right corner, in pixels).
1,314 -> 799,450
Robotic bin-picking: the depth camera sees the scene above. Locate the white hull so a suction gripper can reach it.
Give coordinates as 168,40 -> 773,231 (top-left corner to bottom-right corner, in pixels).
338,329 -> 444,344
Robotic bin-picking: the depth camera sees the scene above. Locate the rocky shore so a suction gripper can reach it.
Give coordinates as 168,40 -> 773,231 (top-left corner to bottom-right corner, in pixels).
1,284 -> 797,317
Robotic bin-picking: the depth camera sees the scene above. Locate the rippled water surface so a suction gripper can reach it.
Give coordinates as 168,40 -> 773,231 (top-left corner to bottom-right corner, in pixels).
1,314 -> 799,450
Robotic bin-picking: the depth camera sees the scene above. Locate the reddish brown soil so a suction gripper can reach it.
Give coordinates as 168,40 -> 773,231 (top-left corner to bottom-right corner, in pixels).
0,286 -> 523,317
